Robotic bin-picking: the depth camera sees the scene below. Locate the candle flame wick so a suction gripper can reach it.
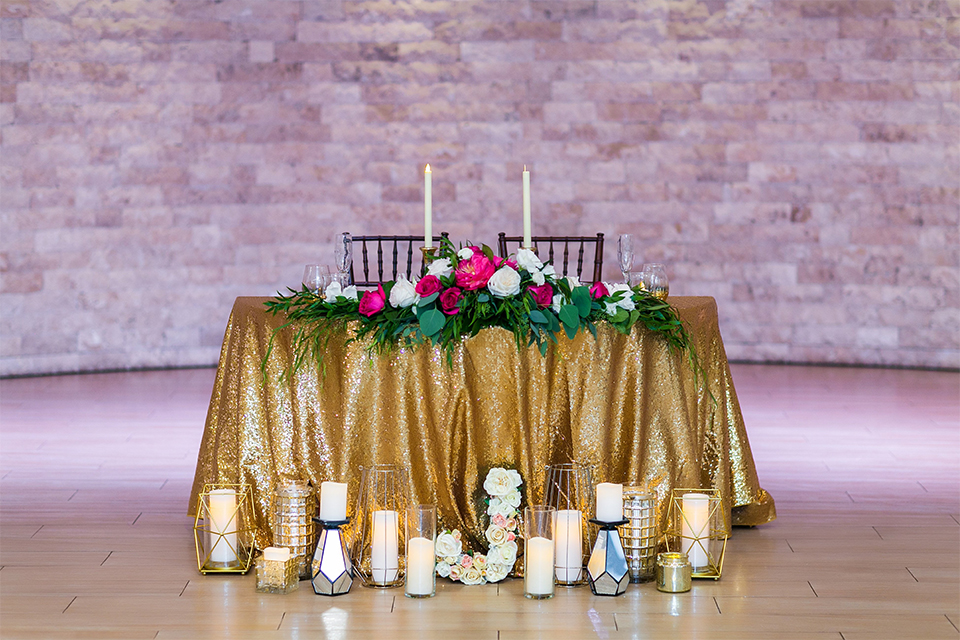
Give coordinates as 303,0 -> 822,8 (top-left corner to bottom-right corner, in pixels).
523,165 -> 527,171
425,164 -> 431,173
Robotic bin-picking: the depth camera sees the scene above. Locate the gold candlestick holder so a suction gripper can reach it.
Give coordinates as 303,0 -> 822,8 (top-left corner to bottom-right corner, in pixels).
421,247 -> 438,264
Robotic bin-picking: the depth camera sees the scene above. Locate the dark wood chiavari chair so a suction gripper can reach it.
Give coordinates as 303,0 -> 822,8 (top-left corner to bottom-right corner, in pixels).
496,233 -> 605,284
348,233 -> 449,287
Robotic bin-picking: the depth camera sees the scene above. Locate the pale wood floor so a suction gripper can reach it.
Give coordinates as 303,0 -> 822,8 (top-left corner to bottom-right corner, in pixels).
1,364 -> 958,639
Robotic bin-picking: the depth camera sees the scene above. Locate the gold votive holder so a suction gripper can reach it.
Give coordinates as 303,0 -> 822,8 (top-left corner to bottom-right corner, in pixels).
656,552 -> 691,593
622,488 -> 657,583
271,480 -> 318,580
193,483 -> 255,574
420,246 -> 437,264
663,488 -> 728,580
256,549 -> 300,594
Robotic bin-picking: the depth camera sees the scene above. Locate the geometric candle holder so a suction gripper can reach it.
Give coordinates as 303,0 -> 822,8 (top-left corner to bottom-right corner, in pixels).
543,462 -> 594,586
311,518 -> 353,596
621,488 -> 657,583
271,480 -> 318,580
193,483 -> 256,574
351,464 -> 409,588
663,488 -> 728,580
586,518 -> 630,596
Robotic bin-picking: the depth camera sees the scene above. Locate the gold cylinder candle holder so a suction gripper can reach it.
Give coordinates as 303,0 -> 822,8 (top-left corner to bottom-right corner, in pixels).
271,480 -> 318,580
621,488 -> 657,583
193,483 -> 255,574
656,552 -> 691,593
663,488 -> 728,580
352,464 -> 409,588
256,547 -> 300,594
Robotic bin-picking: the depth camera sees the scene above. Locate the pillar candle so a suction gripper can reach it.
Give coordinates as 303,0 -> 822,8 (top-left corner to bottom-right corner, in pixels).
405,536 -> 435,596
595,483 -> 623,522
319,481 -> 347,521
522,166 -> 531,248
525,536 -> 555,596
263,546 -> 291,562
681,493 -> 710,569
554,509 -> 583,582
371,510 -> 399,584
424,164 -> 432,249
208,488 -> 238,564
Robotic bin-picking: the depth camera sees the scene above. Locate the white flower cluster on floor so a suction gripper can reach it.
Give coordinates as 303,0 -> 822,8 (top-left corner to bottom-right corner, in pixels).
435,467 -> 522,585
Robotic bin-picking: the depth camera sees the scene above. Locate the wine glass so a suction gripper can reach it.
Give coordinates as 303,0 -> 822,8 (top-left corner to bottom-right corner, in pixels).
334,232 -> 352,280
618,234 -> 634,283
302,264 -> 330,296
640,263 -> 669,300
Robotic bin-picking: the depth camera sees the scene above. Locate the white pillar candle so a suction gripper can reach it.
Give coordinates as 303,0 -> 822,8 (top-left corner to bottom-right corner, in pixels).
595,483 -> 623,522
554,509 -> 583,582
208,488 -> 238,564
525,536 -> 555,596
424,164 -> 432,249
263,546 -> 291,562
371,510 -> 399,584
319,481 -> 348,521
681,493 -> 710,569
405,536 -> 435,596
522,166 -> 531,248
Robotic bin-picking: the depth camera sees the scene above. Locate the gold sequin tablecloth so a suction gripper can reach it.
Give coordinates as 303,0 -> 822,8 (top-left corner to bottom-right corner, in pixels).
189,296 -> 775,549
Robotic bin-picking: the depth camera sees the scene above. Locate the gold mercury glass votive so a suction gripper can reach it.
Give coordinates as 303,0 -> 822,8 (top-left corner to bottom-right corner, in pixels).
256,548 -> 300,595
621,488 -> 657,583
656,552 -> 692,593
272,481 -> 318,580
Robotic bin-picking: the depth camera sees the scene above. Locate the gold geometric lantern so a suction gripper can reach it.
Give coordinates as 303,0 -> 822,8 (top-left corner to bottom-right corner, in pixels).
663,488 -> 728,579
193,483 -> 256,574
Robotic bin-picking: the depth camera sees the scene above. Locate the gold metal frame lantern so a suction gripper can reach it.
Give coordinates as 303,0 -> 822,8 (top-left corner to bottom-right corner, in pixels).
663,488 -> 728,579
193,483 -> 256,574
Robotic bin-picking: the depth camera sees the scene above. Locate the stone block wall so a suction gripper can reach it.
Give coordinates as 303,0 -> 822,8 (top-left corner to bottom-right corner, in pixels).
1,0 -> 957,375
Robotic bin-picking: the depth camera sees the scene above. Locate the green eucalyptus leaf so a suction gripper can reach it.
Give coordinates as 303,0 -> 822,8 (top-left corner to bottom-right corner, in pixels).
572,286 -> 592,317
419,309 -> 446,336
419,292 -> 439,306
559,304 -> 580,329
529,309 -> 548,324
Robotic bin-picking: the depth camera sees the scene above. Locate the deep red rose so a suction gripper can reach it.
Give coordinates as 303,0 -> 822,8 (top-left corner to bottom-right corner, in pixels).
528,283 -> 553,308
454,252 -> 496,291
415,275 -> 443,297
439,287 -> 463,315
358,284 -> 386,317
589,281 -> 609,299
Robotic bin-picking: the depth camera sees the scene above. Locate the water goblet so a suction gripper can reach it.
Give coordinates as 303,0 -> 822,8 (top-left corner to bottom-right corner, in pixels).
640,263 -> 669,300
618,235 -> 634,283
335,233 -> 352,279
302,264 -> 330,296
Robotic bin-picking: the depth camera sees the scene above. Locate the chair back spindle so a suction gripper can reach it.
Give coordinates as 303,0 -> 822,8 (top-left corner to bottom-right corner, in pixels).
496,233 -> 604,284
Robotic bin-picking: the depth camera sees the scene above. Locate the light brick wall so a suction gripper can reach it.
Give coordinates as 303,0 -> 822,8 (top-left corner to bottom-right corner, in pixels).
1,0 -> 957,376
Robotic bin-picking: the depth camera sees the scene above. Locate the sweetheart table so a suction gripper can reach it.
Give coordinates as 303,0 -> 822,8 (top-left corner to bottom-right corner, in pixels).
189,296 -> 775,549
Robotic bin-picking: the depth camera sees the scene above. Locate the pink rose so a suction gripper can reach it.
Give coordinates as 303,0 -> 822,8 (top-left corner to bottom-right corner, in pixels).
492,255 -> 518,270
455,252 -> 496,290
460,554 -> 473,569
439,287 -> 463,315
507,532 -> 515,542
358,284 -> 386,317
528,283 -> 553,308
492,514 -> 507,528
415,275 -> 443,296
589,281 -> 609,299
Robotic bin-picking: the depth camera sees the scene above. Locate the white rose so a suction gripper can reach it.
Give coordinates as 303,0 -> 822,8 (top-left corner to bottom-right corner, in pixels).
530,269 -> 545,286
460,566 -> 484,585
486,496 -> 502,516
491,498 -> 515,517
427,258 -> 454,278
605,301 -> 619,316
505,469 -> 522,489
495,540 -> 518,566
502,489 -> 521,509
551,293 -> 564,314
483,468 -> 515,497
542,264 -> 556,278
341,285 -> 359,301
485,524 -> 509,546
606,284 -> 636,311
436,562 -> 451,578
483,562 -> 511,583
487,266 -> 521,298
457,247 -> 474,260
444,556 -> 458,565
564,275 -> 581,288
449,563 -> 462,581
516,248 -> 543,272
388,276 -> 418,308
324,280 -> 342,300
435,531 -> 462,558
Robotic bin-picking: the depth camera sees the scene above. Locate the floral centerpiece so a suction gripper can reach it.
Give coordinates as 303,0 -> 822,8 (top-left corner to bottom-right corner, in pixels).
435,468 -> 522,585
264,238 -> 697,376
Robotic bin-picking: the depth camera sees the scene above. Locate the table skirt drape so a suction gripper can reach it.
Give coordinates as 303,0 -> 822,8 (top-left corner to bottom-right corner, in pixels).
189,296 -> 775,550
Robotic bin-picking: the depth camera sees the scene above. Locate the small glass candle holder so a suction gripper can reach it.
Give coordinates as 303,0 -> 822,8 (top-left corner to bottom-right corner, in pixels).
656,552 -> 692,593
405,505 -> 436,598
524,505 -> 556,599
640,263 -> 669,300
622,488 -> 657,583
256,547 -> 300,594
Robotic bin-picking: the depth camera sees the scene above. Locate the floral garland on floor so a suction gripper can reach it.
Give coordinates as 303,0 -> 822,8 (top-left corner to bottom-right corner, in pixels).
435,468 -> 522,585
264,238 -> 699,378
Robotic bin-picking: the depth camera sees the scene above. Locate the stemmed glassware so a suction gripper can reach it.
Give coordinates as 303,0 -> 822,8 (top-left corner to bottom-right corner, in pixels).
302,264 -> 330,296
335,233 -> 352,285
618,234 -> 634,283
640,263 -> 669,300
